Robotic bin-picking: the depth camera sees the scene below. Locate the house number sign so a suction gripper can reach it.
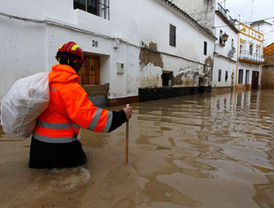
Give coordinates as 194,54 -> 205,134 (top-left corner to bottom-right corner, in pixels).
92,40 -> 98,47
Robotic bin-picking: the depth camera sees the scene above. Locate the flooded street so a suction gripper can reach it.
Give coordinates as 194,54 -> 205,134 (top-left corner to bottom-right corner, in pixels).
0,89 -> 273,208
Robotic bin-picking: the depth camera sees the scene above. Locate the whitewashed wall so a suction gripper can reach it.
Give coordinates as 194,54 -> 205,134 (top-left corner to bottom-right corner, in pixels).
238,62 -> 262,86
0,0 -> 140,100
0,0 -> 215,101
173,0 -> 239,89
176,0 -> 216,33
238,62 -> 262,85
212,13 -> 238,88
212,57 -> 236,87
0,17 -> 47,100
214,15 -> 238,61
138,0 -> 215,88
237,23 -> 264,87
142,0 -> 215,62
251,22 -> 274,47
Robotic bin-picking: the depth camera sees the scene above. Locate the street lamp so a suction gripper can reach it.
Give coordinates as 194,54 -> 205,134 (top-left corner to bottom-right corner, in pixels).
221,33 -> 229,43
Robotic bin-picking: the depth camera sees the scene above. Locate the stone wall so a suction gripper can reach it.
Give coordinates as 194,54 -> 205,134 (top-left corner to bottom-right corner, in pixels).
262,66 -> 274,89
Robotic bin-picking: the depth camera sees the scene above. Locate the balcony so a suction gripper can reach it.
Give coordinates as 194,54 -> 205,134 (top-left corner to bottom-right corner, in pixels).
228,49 -> 235,58
239,50 -> 264,64
216,3 -> 237,27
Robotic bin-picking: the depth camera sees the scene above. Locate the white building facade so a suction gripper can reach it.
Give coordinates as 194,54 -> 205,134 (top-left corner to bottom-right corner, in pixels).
236,22 -> 264,90
175,0 -> 238,90
0,0 -> 216,105
250,20 -> 274,47
212,3 -> 238,89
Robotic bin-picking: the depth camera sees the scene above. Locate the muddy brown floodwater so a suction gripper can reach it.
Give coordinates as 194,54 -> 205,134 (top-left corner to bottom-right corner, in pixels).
0,89 -> 273,208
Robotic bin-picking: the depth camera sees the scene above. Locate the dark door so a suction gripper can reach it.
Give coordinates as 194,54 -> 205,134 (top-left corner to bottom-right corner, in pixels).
78,54 -> 100,85
252,71 -> 259,89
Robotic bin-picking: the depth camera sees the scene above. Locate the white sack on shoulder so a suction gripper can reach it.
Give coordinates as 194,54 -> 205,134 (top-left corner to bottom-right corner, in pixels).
0,72 -> 49,138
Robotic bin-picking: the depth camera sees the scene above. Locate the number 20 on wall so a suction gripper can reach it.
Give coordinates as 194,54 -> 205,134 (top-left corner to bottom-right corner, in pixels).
92,40 -> 98,47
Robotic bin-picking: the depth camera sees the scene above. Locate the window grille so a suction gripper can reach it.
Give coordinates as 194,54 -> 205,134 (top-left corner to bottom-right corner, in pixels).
249,44 -> 253,56
74,0 -> 110,20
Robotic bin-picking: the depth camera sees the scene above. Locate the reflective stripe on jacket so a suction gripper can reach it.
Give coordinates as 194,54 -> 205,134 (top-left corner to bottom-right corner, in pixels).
33,64 -> 113,143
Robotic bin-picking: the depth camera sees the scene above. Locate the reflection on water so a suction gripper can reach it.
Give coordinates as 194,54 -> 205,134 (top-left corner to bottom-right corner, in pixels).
133,89 -> 274,208
0,89 -> 273,208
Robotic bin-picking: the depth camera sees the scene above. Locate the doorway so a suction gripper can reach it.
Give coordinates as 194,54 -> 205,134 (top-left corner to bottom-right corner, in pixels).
198,77 -> 205,93
162,71 -> 173,87
78,54 -> 100,85
252,71 -> 259,89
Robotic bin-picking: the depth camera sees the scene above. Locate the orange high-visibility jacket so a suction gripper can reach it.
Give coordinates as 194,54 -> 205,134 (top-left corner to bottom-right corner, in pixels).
33,64 -> 113,143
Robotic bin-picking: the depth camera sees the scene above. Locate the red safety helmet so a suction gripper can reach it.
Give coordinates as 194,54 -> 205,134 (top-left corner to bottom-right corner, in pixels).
55,41 -> 84,64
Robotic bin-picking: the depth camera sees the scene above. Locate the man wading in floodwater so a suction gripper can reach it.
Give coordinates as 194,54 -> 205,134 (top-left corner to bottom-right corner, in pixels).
29,41 -> 132,169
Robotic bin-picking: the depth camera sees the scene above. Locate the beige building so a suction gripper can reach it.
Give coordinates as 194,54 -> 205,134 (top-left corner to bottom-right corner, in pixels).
262,42 -> 274,89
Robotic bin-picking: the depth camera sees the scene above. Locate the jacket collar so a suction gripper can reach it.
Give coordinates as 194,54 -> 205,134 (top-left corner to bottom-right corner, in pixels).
49,64 -> 79,84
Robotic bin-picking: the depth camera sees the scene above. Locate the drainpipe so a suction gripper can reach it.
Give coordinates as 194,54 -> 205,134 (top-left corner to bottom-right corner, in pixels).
235,22 -> 241,90
212,43 -> 217,90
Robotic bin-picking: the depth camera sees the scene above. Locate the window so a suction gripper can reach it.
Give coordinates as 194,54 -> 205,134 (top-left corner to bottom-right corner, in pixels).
169,24 -> 176,46
240,40 -> 245,53
256,45 -> 260,56
238,69 -> 244,84
218,69 -> 222,82
74,0 -> 85,11
219,30 -> 223,44
204,41 -> 207,55
225,71 -> 228,82
249,44 -> 253,55
231,39 -> 235,51
74,0 -> 110,20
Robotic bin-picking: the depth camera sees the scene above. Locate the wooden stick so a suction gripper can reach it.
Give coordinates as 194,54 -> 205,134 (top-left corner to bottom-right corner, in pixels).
125,104 -> 129,166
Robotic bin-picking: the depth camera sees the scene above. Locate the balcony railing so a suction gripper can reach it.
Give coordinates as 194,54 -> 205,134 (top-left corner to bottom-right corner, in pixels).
216,3 -> 237,26
239,50 -> 264,63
